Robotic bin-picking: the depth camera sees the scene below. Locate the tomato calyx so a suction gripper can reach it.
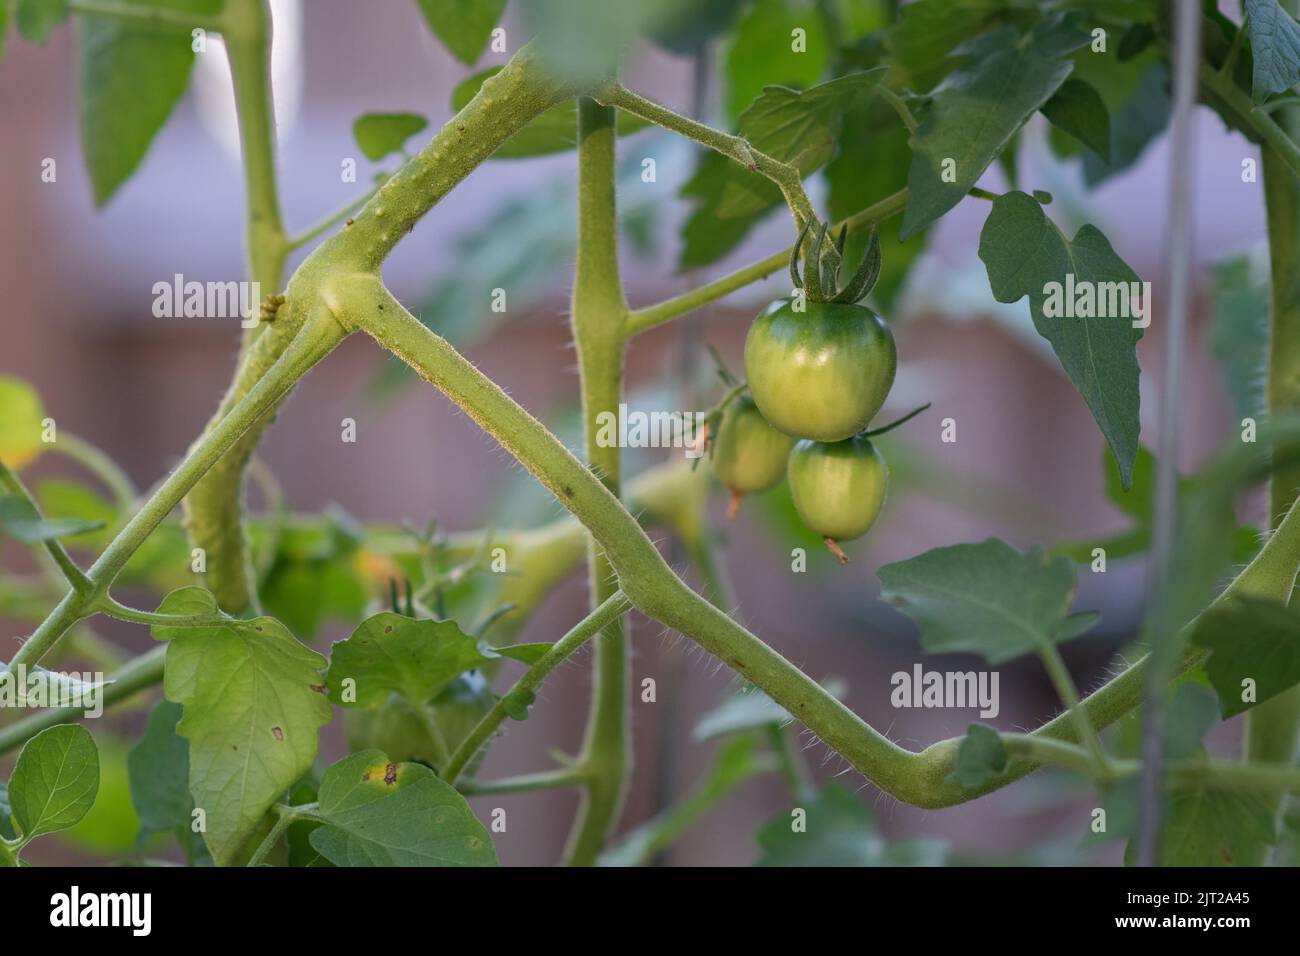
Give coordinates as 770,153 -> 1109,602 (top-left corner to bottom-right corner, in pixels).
789,219 -> 883,305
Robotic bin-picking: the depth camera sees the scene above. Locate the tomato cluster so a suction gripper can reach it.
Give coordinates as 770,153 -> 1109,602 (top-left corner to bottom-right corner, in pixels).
710,223 -> 899,563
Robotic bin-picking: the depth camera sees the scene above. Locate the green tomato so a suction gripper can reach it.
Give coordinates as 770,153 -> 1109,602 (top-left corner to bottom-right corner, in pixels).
744,298 -> 896,442
711,397 -> 796,499
787,436 -> 888,554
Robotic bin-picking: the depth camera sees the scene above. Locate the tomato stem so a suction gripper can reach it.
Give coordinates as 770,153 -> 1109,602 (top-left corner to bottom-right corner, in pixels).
862,402 -> 932,438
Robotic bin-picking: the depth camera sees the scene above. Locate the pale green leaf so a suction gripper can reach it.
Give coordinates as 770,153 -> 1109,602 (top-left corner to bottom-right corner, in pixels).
0,376 -> 47,469
878,538 -> 1091,664
308,750 -> 497,866
413,0 -> 506,66
352,112 -> 428,161
326,612 -> 495,709
152,586 -> 332,866
9,724 -> 99,840
978,190 -> 1144,487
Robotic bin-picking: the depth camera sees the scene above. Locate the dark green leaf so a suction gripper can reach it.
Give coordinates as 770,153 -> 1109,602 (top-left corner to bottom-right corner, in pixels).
1246,0 -> 1300,101
1191,597 -> 1300,717
17,0 -> 68,43
0,495 -> 103,542
1209,256 -> 1269,422
413,0 -> 506,66
0,781 -> 14,841
79,0 -> 221,206
9,724 -> 99,839
724,0 -> 828,123
756,784 -> 948,866
878,538 -> 1090,664
978,190 -> 1144,487
352,112 -> 428,162
947,724 -> 1006,790
326,613 -> 494,708
36,480 -> 117,547
309,750 -> 498,866
127,700 -> 191,833
1082,61 -> 1169,185
886,0 -> 1001,94
1164,682 -> 1219,760
900,15 -> 1089,238
642,0 -> 744,54
0,3 -> 8,64
1041,78 -> 1111,162
152,586 -> 332,866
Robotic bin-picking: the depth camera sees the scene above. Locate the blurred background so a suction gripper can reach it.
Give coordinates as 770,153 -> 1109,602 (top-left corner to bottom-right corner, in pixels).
0,0 -> 1274,864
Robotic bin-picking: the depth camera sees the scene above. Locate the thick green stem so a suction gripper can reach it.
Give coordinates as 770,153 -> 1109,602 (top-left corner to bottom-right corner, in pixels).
565,98 -> 632,867
349,279 -> 1300,810
441,590 -> 633,784
1244,120 -> 1300,862
183,0 -> 289,615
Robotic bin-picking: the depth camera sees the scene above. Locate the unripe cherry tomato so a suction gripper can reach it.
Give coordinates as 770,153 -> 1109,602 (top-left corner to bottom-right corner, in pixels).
711,396 -> 796,516
744,297 -> 896,442
787,435 -> 888,562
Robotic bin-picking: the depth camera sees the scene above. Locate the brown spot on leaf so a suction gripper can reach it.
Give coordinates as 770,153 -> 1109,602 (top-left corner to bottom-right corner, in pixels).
345,218 -> 355,227
272,726 -> 284,741
562,485 -> 574,497
384,624 -> 393,634
383,763 -> 398,785
311,684 -> 328,695
361,772 -> 371,782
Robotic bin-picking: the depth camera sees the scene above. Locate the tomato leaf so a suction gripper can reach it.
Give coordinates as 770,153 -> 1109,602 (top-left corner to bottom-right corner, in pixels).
151,586 -> 332,866
9,724 -> 100,840
756,784 -> 948,866
413,0 -> 506,67
308,750 -> 498,866
79,0 -> 221,206
1082,61 -> 1170,185
326,612 -> 502,708
978,190 -> 1144,488
723,0 -> 828,123
1190,597 -> 1300,718
127,700 -> 192,834
1246,0 -> 1300,102
0,496 -> 103,542
1142,788 -> 1278,866
1209,255 -> 1269,422
17,0 -> 68,43
352,112 -> 428,161
878,538 -> 1094,664
900,14 -> 1089,239
679,70 -> 884,268
1040,77 -> 1111,162
885,0 -> 1001,95
947,724 -> 1006,790
0,782 -> 15,841
0,376 -> 47,470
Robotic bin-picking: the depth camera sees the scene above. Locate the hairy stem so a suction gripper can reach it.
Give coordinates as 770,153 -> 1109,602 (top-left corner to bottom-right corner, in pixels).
182,0 -> 288,615
441,590 -> 633,784
565,98 -> 631,866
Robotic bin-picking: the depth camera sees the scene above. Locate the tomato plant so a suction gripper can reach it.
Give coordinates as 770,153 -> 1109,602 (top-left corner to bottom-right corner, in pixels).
1,0 -> 1300,885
